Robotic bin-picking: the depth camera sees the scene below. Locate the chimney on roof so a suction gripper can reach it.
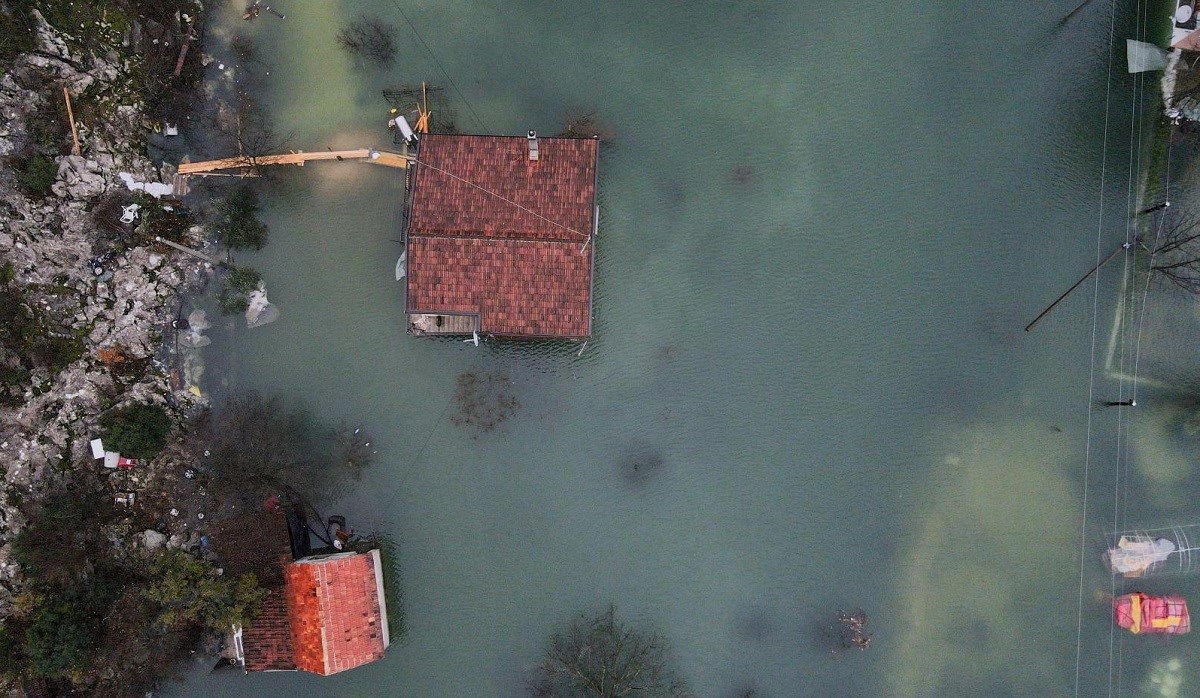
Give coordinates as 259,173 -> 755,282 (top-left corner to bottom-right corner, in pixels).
527,130 -> 539,161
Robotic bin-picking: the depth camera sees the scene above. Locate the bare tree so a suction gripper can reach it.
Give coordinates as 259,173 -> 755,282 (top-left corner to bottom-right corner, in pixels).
532,605 -> 690,697
830,609 -> 871,652
452,371 -> 520,435
193,392 -> 368,505
1147,209 -> 1200,293
230,91 -> 287,173
329,424 -> 377,480
557,109 -> 617,142
336,15 -> 398,66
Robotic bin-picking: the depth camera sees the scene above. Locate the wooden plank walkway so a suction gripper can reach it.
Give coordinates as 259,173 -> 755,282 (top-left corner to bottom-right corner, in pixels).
176,148 -> 411,175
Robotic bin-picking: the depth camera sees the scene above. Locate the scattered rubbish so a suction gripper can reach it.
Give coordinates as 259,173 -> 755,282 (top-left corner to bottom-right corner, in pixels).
89,438 -> 105,459
120,203 -> 141,224
1107,535 -> 1177,577
88,251 -> 115,277
197,512 -> 205,520
243,1 -> 285,20
115,493 -> 136,507
103,451 -> 138,469
170,508 -> 179,516
188,385 -> 203,397
1115,593 -> 1191,635
390,115 -> 417,144
118,171 -> 174,198
164,123 -> 179,136
179,309 -> 211,348
184,468 -> 196,479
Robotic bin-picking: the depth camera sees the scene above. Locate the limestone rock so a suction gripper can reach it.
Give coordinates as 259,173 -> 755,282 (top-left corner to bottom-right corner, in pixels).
141,529 -> 167,551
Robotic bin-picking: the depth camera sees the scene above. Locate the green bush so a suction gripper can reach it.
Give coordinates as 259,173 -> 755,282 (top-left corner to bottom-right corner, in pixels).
227,265 -> 262,293
16,154 -> 58,197
213,185 -> 269,250
99,402 -> 172,459
218,265 -> 262,315
24,599 -> 94,676
22,574 -> 119,678
144,550 -> 266,630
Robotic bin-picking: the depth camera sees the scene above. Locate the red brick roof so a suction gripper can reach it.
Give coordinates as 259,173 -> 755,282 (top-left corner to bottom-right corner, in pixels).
283,551 -> 388,675
405,134 -> 598,338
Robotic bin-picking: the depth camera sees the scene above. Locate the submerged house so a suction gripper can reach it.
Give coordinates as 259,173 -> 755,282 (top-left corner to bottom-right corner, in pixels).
403,132 -> 599,340
238,548 -> 390,675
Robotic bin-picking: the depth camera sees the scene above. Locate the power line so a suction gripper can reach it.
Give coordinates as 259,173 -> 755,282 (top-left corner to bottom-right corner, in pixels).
1108,0 -> 1146,690
415,158 -> 592,242
388,0 -> 489,133
1074,0 -> 1119,694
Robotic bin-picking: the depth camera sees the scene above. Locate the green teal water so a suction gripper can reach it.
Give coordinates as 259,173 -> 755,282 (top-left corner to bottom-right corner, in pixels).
169,1 -> 1196,695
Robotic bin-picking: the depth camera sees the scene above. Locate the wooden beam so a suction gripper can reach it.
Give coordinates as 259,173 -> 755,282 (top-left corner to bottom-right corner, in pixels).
62,86 -> 81,156
177,148 -> 413,174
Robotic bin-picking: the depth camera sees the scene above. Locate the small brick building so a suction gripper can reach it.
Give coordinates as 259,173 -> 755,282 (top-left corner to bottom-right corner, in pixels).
403,133 -> 599,339
239,549 -> 390,675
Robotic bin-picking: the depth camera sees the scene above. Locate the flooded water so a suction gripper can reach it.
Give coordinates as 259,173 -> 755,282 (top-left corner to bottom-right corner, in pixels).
168,1 -> 1198,696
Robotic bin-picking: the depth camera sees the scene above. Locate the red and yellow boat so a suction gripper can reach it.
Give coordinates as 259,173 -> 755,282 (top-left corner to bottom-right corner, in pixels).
1114,593 -> 1191,635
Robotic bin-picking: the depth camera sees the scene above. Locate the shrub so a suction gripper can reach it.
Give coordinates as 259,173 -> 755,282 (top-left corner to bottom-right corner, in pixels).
143,550 -> 266,630
12,487 -> 116,586
23,598 -> 95,676
99,401 -> 172,459
227,265 -> 261,293
217,265 -> 262,315
212,185 -> 268,250
21,573 -> 121,678
16,154 -> 58,197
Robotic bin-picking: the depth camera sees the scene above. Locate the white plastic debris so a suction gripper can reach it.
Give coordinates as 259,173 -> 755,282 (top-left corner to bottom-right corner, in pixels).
118,172 -> 174,198
245,283 -> 279,328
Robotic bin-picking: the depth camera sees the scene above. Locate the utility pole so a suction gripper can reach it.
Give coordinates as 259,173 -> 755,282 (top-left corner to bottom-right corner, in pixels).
1025,241 -> 1128,332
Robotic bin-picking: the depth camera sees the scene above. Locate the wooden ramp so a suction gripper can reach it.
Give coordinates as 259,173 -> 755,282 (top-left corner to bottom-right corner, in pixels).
176,148 -> 411,176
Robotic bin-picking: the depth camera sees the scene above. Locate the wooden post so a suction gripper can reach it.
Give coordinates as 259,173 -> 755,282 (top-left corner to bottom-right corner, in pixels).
173,31 -> 194,77
1025,242 -> 1126,332
154,236 -> 221,265
62,86 -> 81,156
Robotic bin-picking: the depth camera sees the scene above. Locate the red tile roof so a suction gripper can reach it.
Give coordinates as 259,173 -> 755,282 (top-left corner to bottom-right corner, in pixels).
409,134 -> 598,242
405,134 -> 598,338
283,551 -> 388,675
242,555 -> 297,671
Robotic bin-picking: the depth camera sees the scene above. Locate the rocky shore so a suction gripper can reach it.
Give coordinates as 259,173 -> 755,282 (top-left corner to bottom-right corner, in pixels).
0,8 -> 213,633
